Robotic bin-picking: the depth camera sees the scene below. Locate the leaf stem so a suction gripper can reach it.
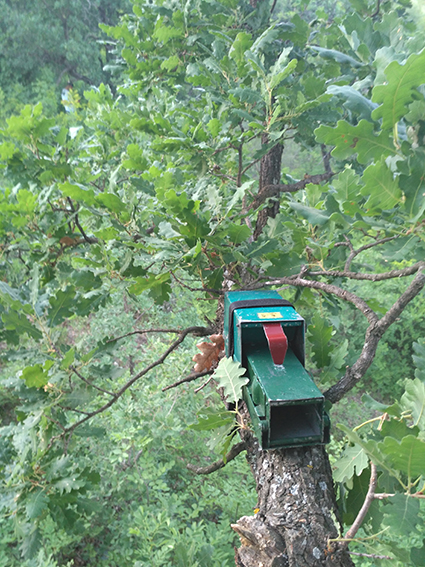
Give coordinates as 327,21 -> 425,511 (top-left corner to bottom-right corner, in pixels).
353,416 -> 383,432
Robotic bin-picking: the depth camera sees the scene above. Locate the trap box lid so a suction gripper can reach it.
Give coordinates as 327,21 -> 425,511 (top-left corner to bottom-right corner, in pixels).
224,290 -> 305,368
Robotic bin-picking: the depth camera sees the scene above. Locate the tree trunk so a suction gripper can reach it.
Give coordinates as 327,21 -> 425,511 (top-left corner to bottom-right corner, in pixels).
253,135 -> 284,239
232,141 -> 355,567
233,424 -> 355,567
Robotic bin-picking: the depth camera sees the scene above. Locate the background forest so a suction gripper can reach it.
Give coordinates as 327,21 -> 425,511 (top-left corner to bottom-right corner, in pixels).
0,0 -> 425,566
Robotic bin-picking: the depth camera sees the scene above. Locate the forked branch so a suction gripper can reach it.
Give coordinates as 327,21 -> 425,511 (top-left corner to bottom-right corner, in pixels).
48,326 -> 212,450
325,267 -> 425,402
263,275 -> 378,324
342,234 -> 401,271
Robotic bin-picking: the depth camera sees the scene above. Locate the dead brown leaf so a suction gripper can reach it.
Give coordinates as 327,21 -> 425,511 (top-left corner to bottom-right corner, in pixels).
60,236 -> 82,247
192,334 -> 224,372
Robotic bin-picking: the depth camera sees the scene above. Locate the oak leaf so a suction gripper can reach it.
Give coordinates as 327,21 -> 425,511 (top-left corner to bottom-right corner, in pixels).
192,334 -> 224,372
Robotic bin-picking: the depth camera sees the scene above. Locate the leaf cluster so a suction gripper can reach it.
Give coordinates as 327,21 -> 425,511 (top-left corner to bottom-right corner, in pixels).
333,339 -> 425,565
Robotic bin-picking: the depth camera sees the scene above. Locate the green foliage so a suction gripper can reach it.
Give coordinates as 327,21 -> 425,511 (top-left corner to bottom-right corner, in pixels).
372,50 -> 425,129
315,120 -> 396,164
0,292 -> 256,565
0,0 -> 424,562
308,312 -> 334,367
333,444 -> 369,484
212,357 -> 249,403
190,357 -> 249,459
0,0 -> 130,116
333,341 -> 425,564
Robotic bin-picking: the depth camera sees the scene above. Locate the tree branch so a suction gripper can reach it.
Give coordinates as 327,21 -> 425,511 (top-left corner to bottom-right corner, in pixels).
108,326 -> 212,343
325,267 -> 425,403
187,441 -> 246,474
162,369 -> 214,392
48,326 -> 211,447
344,235 -> 400,271
344,463 -> 378,542
378,267 -> 425,331
263,276 -> 378,324
308,262 -> 424,282
252,172 -> 334,209
66,197 -> 98,244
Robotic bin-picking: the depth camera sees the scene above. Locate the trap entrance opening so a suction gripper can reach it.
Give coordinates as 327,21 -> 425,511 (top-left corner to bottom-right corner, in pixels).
269,403 -> 322,447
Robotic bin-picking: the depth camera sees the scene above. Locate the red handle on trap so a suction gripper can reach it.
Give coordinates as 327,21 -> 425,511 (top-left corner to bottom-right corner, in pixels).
263,323 -> 288,365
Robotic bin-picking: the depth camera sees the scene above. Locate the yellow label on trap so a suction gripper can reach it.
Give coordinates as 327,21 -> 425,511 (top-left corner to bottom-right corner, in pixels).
258,312 -> 282,319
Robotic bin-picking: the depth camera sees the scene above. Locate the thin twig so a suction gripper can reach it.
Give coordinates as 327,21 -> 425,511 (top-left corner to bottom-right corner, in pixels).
48,199 -> 71,213
270,0 -> 278,15
344,235 -> 400,271
70,365 -> 115,396
344,463 -> 378,542
107,326 -> 211,343
43,413 -> 66,431
240,155 -> 264,177
370,0 -> 381,18
170,271 -> 223,295
162,369 -> 214,392
212,143 -> 237,155
59,406 -> 91,415
194,374 -> 215,393
348,552 -> 392,560
211,172 -> 237,182
187,442 -> 246,474
308,262 -> 424,282
236,125 -> 244,188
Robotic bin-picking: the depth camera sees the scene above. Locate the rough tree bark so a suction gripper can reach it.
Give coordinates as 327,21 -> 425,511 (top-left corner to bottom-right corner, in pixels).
232,417 -> 354,567
253,134 -> 284,239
